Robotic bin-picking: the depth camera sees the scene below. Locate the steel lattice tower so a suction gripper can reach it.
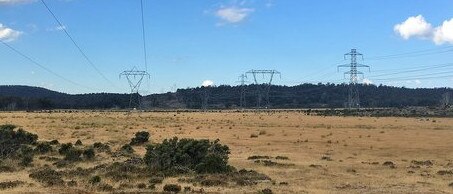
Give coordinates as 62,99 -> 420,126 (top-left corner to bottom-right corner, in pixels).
120,67 -> 150,109
338,49 -> 370,109
237,74 -> 248,108
246,70 -> 281,108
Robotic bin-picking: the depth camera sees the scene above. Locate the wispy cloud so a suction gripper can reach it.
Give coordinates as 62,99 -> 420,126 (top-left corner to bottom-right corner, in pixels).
0,0 -> 35,5
0,23 -> 22,42
394,15 -> 453,45
215,7 -> 254,24
47,25 -> 67,32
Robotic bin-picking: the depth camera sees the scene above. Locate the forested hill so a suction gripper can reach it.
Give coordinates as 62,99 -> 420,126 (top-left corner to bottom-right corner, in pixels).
0,84 -> 451,110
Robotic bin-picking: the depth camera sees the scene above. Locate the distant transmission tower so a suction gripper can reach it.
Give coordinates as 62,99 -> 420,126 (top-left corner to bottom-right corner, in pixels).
246,70 -> 281,108
120,67 -> 150,109
338,49 -> 370,109
236,74 -> 249,108
201,86 -> 211,111
441,92 -> 451,108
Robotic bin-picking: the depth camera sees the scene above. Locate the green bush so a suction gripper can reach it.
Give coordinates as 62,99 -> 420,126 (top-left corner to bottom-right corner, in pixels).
35,142 -> 53,154
75,139 -> 83,146
19,145 -> 34,166
130,131 -> 150,145
163,184 -> 181,193
83,148 -> 95,160
0,125 -> 38,159
89,176 -> 101,185
144,137 -> 230,174
29,167 -> 64,186
93,142 -> 110,152
58,143 -> 73,155
64,149 -> 82,161
120,144 -> 134,154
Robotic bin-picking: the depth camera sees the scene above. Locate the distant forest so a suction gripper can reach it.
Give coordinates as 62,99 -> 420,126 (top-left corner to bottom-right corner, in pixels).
0,84 -> 451,110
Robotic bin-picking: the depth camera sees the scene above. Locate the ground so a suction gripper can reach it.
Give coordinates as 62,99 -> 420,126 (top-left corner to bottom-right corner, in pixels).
0,110 -> 453,193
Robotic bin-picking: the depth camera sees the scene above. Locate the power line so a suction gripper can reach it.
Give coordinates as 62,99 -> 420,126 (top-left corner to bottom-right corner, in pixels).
40,0 -> 116,88
1,40 -> 95,91
369,63 -> 453,78
140,0 -> 148,72
366,46 -> 453,61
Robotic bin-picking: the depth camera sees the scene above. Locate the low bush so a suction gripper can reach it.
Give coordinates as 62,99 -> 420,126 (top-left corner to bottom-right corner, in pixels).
29,168 -> 64,186
83,148 -> 95,160
64,148 -> 82,161
93,142 -> 110,152
163,184 -> 181,193
0,125 -> 38,159
0,180 -> 24,190
120,144 -> 134,154
130,131 -> 150,145
89,176 -> 101,185
35,142 -> 53,154
144,137 -> 231,175
75,139 -> 83,146
58,143 -> 73,155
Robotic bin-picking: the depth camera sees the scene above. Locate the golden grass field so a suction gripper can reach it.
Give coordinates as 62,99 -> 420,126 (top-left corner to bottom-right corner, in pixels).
1,110 -> 453,193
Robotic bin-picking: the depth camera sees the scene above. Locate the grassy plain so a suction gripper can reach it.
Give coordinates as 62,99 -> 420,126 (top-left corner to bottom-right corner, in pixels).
1,110 -> 453,193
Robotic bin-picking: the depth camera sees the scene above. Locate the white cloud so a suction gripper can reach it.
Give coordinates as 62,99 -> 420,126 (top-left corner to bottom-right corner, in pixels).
202,80 -> 214,87
0,0 -> 35,5
433,18 -> 453,45
47,25 -> 66,32
0,23 -> 22,42
394,15 -> 432,39
215,7 -> 254,24
363,78 -> 373,85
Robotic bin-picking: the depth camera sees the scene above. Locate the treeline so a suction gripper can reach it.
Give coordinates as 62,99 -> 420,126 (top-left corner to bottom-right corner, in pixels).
0,84 -> 451,110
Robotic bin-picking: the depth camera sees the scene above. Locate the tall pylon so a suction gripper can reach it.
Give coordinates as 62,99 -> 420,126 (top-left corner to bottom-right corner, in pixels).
246,70 -> 281,108
338,49 -> 370,109
441,92 -> 451,108
237,74 -> 249,108
120,67 -> 150,109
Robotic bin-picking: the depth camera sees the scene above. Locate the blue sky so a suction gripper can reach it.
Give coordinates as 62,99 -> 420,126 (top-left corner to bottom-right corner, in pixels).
1,0 -> 453,94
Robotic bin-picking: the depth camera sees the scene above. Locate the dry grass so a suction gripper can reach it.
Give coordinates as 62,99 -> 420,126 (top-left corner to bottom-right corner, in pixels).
1,111 -> 453,193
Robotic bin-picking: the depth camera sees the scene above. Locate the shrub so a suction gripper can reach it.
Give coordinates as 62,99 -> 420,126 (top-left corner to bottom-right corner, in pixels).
120,144 -> 134,154
260,188 -> 273,194
19,145 -> 34,166
64,149 -> 82,161
149,177 -> 164,184
163,184 -> 181,193
130,131 -> 150,145
49,140 -> 59,145
0,181 -> 24,190
144,137 -> 230,175
83,148 -> 95,160
93,142 -> 110,152
58,143 -> 73,155
89,176 -> 101,185
35,142 -> 53,154
0,125 -> 38,159
137,183 -> 147,189
75,139 -> 83,146
29,168 -> 64,186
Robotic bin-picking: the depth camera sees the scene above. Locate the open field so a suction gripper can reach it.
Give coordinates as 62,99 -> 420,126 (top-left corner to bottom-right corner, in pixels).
1,111 -> 453,193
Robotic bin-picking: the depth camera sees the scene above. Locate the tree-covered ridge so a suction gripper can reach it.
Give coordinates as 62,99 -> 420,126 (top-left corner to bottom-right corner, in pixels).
0,84 -> 451,110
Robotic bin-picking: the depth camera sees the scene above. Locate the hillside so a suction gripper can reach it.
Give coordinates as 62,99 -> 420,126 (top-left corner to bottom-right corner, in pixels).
0,84 -> 451,110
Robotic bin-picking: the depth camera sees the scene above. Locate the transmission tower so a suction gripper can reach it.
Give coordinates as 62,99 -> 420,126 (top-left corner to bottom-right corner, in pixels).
236,74 -> 249,108
201,86 -> 211,111
246,70 -> 281,108
441,92 -> 451,108
338,49 -> 370,109
119,67 -> 150,109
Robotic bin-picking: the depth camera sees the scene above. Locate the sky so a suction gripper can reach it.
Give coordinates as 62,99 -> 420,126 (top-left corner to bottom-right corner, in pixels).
0,0 -> 453,94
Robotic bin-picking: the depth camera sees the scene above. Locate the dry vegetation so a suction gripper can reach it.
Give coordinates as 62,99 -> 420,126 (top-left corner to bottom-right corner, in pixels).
0,110 -> 453,193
